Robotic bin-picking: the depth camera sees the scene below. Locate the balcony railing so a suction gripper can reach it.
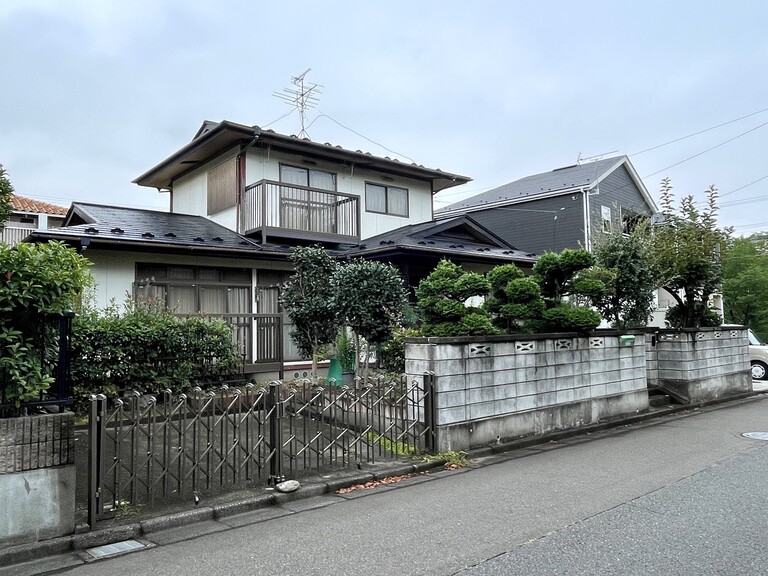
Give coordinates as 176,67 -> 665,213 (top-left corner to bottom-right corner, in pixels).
240,179 -> 360,244
1,226 -> 33,246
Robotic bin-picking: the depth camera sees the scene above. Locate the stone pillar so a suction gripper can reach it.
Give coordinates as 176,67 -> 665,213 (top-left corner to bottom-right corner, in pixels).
0,412 -> 76,547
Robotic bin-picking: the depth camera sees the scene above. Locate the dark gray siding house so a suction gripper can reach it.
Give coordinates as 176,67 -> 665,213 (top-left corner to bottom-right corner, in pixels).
435,156 -> 658,255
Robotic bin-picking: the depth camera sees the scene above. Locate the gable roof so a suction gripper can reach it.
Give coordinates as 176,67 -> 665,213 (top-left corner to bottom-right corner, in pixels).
134,120 -> 471,193
27,203 -> 291,259
342,215 -> 538,264
11,194 -> 68,216
436,156 -> 656,217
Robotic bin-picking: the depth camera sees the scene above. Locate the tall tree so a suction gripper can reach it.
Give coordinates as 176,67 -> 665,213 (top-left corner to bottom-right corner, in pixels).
0,164 -> 14,233
280,246 -> 341,382
650,179 -> 730,328
333,259 -> 407,381
721,236 -> 768,339
591,222 -> 656,328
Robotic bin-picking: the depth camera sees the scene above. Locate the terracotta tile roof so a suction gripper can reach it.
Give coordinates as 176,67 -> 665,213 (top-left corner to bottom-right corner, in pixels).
11,195 -> 68,216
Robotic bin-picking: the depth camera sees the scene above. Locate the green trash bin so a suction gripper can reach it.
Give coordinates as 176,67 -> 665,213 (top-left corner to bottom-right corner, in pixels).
327,358 -> 343,386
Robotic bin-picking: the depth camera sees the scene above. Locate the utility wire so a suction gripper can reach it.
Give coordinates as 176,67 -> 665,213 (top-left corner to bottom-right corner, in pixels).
308,112 -> 418,164
630,106 -> 768,156
261,108 -> 296,129
642,119 -> 768,179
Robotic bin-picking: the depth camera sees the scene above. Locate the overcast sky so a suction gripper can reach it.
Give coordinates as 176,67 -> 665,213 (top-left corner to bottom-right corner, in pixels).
1,1 -> 767,235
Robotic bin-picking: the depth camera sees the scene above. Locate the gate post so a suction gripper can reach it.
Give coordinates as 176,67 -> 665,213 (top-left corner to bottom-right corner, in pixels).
423,372 -> 437,453
87,394 -> 107,529
267,381 -> 284,485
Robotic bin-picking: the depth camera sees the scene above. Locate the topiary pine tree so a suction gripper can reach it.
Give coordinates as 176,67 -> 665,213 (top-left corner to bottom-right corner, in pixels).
415,260 -> 497,337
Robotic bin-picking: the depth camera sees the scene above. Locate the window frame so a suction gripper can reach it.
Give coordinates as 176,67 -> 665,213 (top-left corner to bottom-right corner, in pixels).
364,182 -> 409,217
279,164 -> 337,191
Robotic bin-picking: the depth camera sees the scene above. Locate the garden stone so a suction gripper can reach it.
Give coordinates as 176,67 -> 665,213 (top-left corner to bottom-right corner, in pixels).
276,480 -> 301,493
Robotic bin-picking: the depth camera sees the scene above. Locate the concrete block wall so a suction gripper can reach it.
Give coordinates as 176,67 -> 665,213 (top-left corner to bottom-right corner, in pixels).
406,331 -> 648,451
647,327 -> 751,402
0,412 -> 77,547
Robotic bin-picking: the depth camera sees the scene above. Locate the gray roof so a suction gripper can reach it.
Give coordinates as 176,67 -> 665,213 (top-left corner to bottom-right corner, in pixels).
343,216 -> 538,263
437,156 -> 627,215
28,203 -> 291,258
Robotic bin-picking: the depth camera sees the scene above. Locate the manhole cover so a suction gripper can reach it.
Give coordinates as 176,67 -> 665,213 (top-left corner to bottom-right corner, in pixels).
742,432 -> 768,441
86,539 -> 145,559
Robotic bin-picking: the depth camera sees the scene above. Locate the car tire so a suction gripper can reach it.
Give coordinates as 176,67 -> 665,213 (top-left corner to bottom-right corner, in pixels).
751,361 -> 768,381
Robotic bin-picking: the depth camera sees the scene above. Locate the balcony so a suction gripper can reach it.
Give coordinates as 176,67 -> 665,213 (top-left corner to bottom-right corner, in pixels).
1,226 -> 33,246
240,180 -> 360,244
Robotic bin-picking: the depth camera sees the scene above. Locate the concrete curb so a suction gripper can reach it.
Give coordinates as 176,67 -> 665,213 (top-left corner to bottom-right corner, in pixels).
2,388 -> 765,569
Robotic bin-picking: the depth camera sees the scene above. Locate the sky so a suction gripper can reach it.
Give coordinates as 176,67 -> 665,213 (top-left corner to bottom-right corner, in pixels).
1,0 -> 767,236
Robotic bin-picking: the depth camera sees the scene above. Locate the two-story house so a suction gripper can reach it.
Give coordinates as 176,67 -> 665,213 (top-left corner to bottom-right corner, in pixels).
2,195 -> 67,246
29,120 -> 537,377
435,156 -> 658,255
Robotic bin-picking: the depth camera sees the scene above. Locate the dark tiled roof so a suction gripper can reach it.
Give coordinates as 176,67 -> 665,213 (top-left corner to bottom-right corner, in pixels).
29,202 -> 283,255
11,194 -> 68,216
343,216 -> 537,263
437,156 -> 626,215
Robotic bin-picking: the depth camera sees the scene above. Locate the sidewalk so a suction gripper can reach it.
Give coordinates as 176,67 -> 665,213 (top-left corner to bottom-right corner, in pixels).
2,382 -> 767,575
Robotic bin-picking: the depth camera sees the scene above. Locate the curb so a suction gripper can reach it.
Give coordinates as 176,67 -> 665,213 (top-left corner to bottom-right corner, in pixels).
2,388 -> 765,568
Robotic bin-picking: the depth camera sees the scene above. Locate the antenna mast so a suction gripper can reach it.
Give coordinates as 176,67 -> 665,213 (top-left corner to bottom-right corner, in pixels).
274,69 -> 322,139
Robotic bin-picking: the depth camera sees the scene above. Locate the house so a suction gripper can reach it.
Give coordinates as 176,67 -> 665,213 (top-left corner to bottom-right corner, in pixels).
435,156 -> 658,255
29,120 -> 537,377
2,195 -> 67,246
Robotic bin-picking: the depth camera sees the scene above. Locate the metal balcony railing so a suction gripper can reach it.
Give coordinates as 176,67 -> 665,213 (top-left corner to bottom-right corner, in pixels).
1,226 -> 33,246
240,180 -> 360,243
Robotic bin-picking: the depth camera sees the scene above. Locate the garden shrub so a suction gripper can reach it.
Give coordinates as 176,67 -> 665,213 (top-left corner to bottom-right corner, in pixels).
70,303 -> 242,403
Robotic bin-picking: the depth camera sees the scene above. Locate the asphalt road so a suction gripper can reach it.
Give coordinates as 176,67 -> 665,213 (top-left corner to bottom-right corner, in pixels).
40,392 -> 768,576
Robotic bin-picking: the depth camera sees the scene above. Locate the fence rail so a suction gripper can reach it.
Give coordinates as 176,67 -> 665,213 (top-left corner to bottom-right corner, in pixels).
88,375 -> 434,528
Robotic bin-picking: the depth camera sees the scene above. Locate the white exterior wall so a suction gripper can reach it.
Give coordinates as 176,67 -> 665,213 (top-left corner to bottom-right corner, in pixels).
244,148 -> 434,238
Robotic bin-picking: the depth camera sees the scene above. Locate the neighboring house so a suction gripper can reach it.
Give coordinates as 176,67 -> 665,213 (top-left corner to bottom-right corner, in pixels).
29,120 -> 537,377
2,194 -> 67,246
435,156 -> 658,255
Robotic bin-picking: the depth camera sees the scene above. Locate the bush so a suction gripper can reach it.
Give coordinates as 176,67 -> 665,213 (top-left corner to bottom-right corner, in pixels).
541,305 -> 602,332
70,304 -> 242,402
0,242 -> 91,408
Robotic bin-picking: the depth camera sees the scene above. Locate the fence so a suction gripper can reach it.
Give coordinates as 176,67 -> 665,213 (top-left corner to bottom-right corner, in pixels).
0,311 -> 74,417
87,375 -> 435,528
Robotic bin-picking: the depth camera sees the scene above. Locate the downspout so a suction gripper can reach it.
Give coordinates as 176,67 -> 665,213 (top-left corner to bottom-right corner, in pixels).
582,187 -> 592,251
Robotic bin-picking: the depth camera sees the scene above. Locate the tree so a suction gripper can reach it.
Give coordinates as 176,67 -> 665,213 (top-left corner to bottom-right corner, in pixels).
415,260 -> 497,337
532,249 -> 603,332
650,179 -> 729,328
721,236 -> 768,339
0,164 -> 13,233
484,263 -> 545,333
280,246 -> 341,382
591,222 -> 656,328
333,259 -> 408,381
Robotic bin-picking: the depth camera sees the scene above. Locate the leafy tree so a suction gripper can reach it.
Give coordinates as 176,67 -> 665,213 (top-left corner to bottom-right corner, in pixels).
0,241 -> 92,408
415,259 -> 497,337
650,179 -> 729,328
721,236 -> 768,339
280,246 -> 341,382
591,222 -> 656,328
0,164 -> 13,233
333,259 -> 407,380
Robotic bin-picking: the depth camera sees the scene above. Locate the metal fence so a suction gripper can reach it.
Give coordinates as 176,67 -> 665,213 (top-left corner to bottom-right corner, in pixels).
87,375 -> 436,528
0,311 -> 74,417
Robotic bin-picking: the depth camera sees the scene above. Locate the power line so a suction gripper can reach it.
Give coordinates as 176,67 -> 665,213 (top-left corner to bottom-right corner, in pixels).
630,105 -> 768,156
642,119 -> 768,179
307,113 -> 417,164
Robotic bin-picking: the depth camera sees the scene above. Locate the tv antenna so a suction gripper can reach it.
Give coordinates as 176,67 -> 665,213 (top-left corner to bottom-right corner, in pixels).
274,69 -> 322,139
577,150 -> 619,164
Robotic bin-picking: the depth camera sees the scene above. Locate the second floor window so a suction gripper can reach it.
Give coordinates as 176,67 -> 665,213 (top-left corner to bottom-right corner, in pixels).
280,165 -> 336,191
365,183 -> 408,217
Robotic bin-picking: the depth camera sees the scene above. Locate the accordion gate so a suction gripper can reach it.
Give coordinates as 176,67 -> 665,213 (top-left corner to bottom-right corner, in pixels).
87,376 -> 436,528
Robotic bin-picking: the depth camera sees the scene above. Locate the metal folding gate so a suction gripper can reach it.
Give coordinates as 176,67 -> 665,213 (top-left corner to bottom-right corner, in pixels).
87,375 -> 436,528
